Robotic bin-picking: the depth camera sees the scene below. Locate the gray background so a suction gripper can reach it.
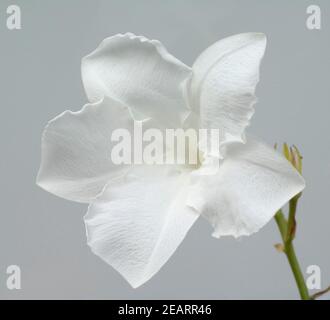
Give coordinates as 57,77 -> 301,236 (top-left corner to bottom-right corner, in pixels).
0,0 -> 329,299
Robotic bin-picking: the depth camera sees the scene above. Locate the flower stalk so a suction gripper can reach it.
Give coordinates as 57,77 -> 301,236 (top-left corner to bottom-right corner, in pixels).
274,144 -> 330,300
274,209 -> 310,300
274,144 -> 310,300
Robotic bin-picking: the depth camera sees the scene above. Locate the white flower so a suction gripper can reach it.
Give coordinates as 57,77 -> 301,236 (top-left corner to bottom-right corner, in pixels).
37,33 -> 305,288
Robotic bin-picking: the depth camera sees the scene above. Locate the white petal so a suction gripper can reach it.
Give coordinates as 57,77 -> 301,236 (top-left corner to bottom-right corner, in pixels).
190,33 -> 267,157
82,33 -> 192,127
187,137 -> 305,238
36,97 -> 135,203
84,166 -> 198,288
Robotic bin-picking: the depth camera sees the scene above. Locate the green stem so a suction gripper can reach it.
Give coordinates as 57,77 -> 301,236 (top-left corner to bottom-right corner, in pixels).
274,210 -> 287,240
274,210 -> 310,300
286,197 -> 298,242
285,241 -> 310,300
